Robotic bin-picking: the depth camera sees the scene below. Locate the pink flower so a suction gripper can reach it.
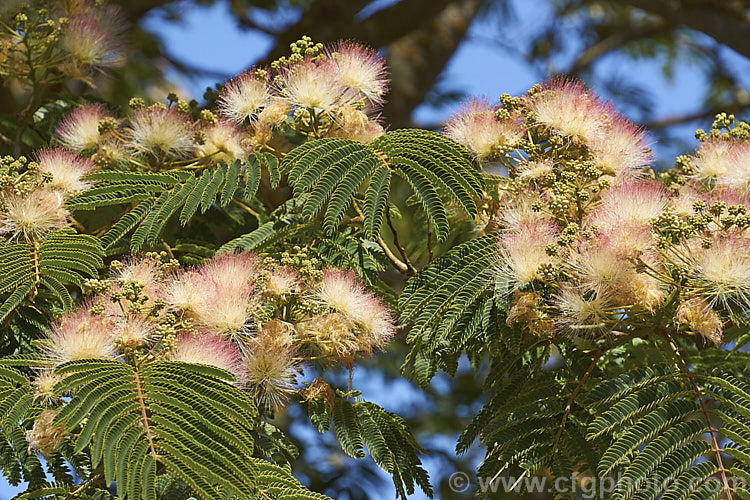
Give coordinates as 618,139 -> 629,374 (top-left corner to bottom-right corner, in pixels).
316,269 -> 395,353
588,117 -> 652,182
170,332 -> 246,386
62,16 -> 124,68
323,42 -> 389,106
553,286 -> 612,336
717,142 -> 750,192
196,121 -> 248,165
166,253 -> 261,335
55,104 -> 113,151
35,148 -> 95,195
691,138 -> 738,181
43,308 -> 116,366
526,79 -> 612,143
496,221 -> 558,287
590,181 -> 668,231
218,71 -> 272,124
445,98 -> 523,157
278,59 -> 344,113
0,190 -> 69,241
127,107 -> 193,157
265,267 -> 301,297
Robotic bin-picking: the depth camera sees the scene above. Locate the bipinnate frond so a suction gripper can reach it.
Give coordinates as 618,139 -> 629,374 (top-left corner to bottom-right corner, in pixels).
279,129 -> 482,242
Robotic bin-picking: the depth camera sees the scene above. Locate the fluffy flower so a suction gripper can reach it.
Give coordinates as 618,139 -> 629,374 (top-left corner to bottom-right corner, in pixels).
35,148 -> 94,195
496,221 -> 557,287
168,253 -> 260,335
218,71 -> 272,124
553,286 -> 613,335
445,98 -> 523,157
199,253 -> 260,295
324,42 -> 388,106
278,59 -> 343,113
115,256 -> 162,286
253,98 -> 291,143
111,256 -> 165,307
676,297 -> 723,346
43,309 -> 116,365
127,107 -> 193,157
630,270 -> 666,312
326,107 -> 385,143
516,158 -> 553,181
316,269 -> 395,352
192,287 -> 256,335
265,267 -> 301,297
572,240 -> 636,300
0,190 -> 69,241
111,316 -> 153,349
300,312 -> 359,360
170,332 -> 246,385
691,138 -> 737,181
589,117 -> 652,182
591,181 -> 668,231
693,236 -> 750,308
196,121 -> 248,164
32,370 -> 60,406
244,326 -> 298,408
165,270 -> 203,311
527,79 -> 611,143
26,409 -> 65,458
62,16 -> 124,68
717,142 -> 750,192
498,189 -> 551,231
55,104 -> 113,151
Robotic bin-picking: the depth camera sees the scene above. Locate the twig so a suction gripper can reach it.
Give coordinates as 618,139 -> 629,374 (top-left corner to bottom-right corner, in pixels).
134,370 -> 159,461
351,200 -> 414,275
644,103 -> 750,129
232,198 -> 260,217
65,470 -> 103,499
68,216 -> 86,233
385,202 -> 416,275
14,30 -> 41,156
660,331 -> 733,500
427,219 -> 433,262
161,239 -> 175,259
551,352 -> 601,456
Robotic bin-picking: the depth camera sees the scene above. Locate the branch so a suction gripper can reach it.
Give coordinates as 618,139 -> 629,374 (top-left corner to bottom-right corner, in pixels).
610,0 -> 750,60
563,26 -> 662,76
253,0 -> 455,66
381,0 -> 483,127
644,102 -> 750,129
65,470 -> 104,499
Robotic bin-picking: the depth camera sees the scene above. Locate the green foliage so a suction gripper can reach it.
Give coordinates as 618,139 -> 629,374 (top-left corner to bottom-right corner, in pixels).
279,129 -> 482,241
0,365 -> 44,489
305,394 -> 432,498
69,153 -> 278,254
399,234 -> 498,386
401,232 -> 750,497
32,358 -> 329,499
221,195 -> 396,301
0,228 -> 103,323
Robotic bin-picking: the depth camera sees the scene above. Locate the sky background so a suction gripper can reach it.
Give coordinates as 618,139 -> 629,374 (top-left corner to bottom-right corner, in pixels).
136,0 -> 731,162
3,0 -> 749,498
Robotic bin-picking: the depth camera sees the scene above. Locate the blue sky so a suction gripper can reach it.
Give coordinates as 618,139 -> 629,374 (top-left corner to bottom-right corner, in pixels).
136,0 -> 732,162
3,0 -> 749,498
